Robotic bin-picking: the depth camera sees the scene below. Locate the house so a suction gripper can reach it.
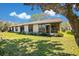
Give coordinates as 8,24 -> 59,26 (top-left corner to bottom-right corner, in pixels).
8,18 -> 62,35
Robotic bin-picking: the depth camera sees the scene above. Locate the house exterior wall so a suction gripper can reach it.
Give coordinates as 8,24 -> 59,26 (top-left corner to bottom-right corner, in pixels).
33,24 -> 39,33
13,27 -> 16,32
24,25 -> 29,33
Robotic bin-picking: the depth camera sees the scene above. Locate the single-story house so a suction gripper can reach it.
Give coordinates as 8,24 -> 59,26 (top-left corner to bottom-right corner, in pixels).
8,18 -> 62,35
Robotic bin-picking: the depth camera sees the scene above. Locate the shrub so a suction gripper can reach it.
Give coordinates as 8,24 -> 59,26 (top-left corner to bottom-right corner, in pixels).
54,33 -> 64,37
17,32 -> 26,35
66,30 -> 73,35
38,32 -> 49,36
61,28 -> 66,32
22,32 -> 27,35
32,32 -> 37,35
28,32 -> 33,35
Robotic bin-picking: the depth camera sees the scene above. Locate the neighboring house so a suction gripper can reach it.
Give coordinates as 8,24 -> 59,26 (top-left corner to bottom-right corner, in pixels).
8,18 -> 62,35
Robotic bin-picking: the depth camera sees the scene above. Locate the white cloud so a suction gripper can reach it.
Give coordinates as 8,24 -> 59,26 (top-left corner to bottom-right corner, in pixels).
44,9 -> 56,16
10,12 -> 31,19
17,12 -> 31,19
10,12 -> 17,16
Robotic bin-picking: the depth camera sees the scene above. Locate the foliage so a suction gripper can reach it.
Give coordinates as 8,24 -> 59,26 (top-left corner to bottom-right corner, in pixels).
66,30 -> 73,35
54,33 -> 64,37
0,21 -> 12,32
61,21 -> 71,27
61,21 -> 72,32
38,32 -> 49,36
31,14 -> 47,21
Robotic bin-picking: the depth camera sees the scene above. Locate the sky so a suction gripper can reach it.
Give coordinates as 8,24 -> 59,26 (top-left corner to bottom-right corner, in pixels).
0,3 -> 68,24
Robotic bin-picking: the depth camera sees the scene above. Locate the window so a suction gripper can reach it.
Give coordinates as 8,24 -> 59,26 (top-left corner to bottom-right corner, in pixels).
39,24 -> 46,32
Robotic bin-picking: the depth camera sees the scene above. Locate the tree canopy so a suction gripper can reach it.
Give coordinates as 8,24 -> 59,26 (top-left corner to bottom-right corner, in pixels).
0,20 -> 12,32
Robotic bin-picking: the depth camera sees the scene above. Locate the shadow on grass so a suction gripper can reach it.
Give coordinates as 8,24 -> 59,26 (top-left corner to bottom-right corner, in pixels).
0,38 -> 76,56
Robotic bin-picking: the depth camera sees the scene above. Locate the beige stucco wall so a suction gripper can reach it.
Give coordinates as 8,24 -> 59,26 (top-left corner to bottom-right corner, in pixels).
13,27 -> 16,32
33,24 -> 39,33
24,25 -> 28,33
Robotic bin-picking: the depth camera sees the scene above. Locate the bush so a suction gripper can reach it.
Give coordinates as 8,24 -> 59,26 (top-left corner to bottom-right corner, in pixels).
66,30 -> 73,35
54,33 -> 64,37
17,32 -> 37,35
38,32 -> 49,36
28,32 -> 33,35
32,32 -> 37,35
17,32 -> 26,35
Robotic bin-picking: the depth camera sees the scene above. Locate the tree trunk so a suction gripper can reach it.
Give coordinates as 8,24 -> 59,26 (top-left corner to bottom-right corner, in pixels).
66,4 -> 79,47
67,12 -> 79,47
68,17 -> 79,47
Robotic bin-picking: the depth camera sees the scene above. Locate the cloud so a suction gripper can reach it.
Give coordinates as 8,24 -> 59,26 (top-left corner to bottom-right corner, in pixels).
44,9 -> 56,16
10,12 -> 17,16
10,12 -> 31,19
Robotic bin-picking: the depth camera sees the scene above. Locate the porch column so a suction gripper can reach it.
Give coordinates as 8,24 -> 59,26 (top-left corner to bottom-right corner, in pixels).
13,27 -> 16,32
24,25 -> 28,33
17,26 -> 20,32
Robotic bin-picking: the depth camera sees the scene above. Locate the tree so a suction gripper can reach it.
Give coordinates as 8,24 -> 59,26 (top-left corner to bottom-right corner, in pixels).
0,21 -> 12,32
24,3 -> 79,47
61,21 -> 72,32
31,13 -> 47,21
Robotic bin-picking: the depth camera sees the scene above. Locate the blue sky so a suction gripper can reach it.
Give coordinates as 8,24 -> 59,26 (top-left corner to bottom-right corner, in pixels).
0,3 -> 68,24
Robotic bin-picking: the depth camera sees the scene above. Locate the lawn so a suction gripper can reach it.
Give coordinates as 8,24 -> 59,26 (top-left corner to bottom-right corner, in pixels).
0,32 -> 79,56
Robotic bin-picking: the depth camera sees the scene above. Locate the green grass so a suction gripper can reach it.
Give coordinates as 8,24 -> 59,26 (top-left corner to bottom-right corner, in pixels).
0,32 -> 79,56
